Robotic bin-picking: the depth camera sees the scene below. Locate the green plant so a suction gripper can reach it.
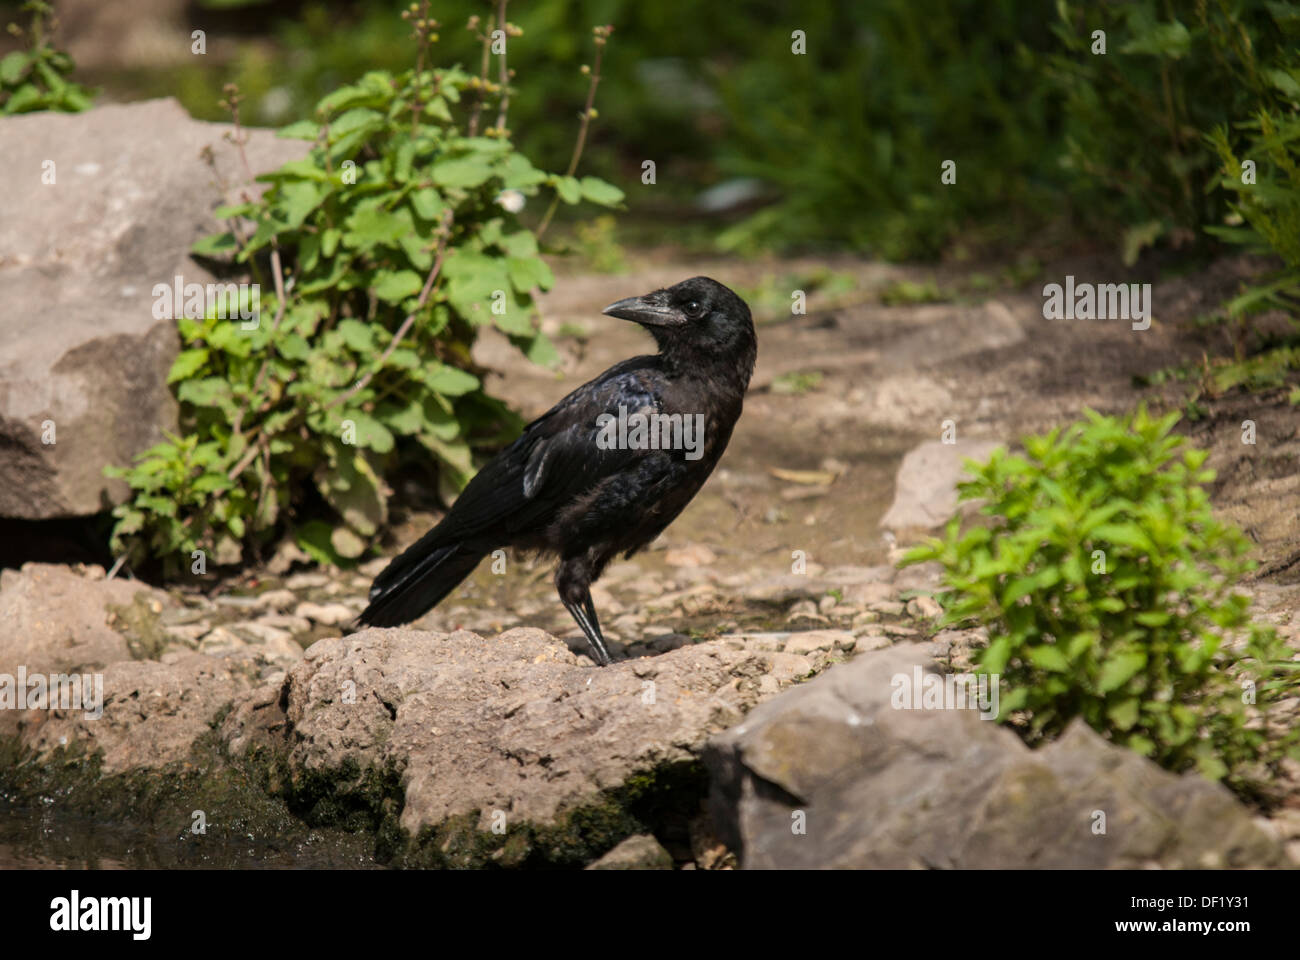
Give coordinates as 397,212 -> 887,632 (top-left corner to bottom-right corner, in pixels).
0,0 -> 95,114
106,5 -> 623,573
902,406 -> 1299,794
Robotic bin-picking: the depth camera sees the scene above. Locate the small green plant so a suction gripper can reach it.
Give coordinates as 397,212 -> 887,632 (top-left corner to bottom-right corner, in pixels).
570,214 -> 627,273
878,278 -> 948,306
902,406 -> 1299,795
106,6 -> 623,573
769,371 -> 823,396
1,1 -> 95,114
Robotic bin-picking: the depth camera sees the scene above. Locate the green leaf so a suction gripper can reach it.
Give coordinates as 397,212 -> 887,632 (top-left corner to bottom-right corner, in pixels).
1027,644 -> 1070,673
506,255 -> 554,293
409,187 -> 446,221
554,176 -> 581,204
277,120 -> 321,140
1098,651 -> 1148,693
372,269 -> 424,304
192,232 -> 237,257
0,52 -> 28,86
579,176 -> 625,207
167,348 -> 210,384
423,364 -> 480,396
432,157 -> 492,190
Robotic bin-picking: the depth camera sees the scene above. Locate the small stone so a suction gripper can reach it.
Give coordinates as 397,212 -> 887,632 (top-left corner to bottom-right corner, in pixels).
200,627 -> 249,655
870,600 -> 906,616
784,630 -> 852,655
882,624 -> 918,638
294,602 -> 357,626
764,652 -> 814,684
586,834 -> 673,870
842,582 -> 895,606
284,572 -> 330,590
854,632 -> 892,651
665,544 -> 717,567
256,589 -> 298,612
907,596 -> 943,619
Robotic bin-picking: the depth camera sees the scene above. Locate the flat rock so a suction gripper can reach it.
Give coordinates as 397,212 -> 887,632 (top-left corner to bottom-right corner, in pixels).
220,627 -> 817,838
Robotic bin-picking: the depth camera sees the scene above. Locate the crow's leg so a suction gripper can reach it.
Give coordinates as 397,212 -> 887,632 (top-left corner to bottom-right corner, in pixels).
556,557 -> 613,666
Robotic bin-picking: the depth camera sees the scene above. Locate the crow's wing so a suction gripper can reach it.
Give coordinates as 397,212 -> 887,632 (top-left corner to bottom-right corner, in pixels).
426,356 -> 674,544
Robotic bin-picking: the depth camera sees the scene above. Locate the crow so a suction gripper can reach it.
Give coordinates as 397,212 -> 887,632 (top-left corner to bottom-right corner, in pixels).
358,276 -> 756,665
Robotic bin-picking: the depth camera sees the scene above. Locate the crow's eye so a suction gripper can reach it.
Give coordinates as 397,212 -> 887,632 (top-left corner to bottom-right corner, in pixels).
683,300 -> 704,319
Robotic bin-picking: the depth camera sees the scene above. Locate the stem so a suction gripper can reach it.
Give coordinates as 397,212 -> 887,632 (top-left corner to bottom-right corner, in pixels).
494,0 -> 510,134
536,28 -> 610,240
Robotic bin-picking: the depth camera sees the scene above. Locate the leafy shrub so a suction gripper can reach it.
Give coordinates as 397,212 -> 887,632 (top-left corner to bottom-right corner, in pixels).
902,407 -> 1299,793
1047,1 -> 1300,263
106,11 -> 623,573
1,0 -> 95,114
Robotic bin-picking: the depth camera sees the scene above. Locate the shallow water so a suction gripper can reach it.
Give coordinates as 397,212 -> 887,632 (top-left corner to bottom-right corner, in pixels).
0,804 -> 382,869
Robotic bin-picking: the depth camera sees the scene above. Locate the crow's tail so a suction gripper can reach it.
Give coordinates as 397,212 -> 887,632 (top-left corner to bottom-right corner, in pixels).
358,539 -> 486,628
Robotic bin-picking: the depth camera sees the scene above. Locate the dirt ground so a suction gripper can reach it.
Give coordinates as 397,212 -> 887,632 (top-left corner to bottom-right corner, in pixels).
353,251 -> 1300,649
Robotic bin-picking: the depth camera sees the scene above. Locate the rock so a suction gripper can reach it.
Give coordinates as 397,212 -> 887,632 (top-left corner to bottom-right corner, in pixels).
293,601 -> 356,626
907,596 -> 943,619
220,628 -> 820,843
784,630 -> 852,655
199,627 -> 249,655
665,544 -> 717,567
705,646 -> 1289,868
13,652 -> 255,774
0,99 -> 309,518
0,563 -> 165,675
841,582 -> 895,606
870,600 -> 905,616
585,834 -> 674,870
879,439 -> 1002,531
255,589 -> 298,612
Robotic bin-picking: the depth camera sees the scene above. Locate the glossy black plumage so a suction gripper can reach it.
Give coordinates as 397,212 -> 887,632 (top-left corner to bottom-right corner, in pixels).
358,276 -> 756,665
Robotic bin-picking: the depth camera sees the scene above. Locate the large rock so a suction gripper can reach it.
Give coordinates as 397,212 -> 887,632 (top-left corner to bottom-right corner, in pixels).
705,645 -> 1290,868
221,627 -> 822,839
0,98 -> 308,518
879,438 -> 1001,530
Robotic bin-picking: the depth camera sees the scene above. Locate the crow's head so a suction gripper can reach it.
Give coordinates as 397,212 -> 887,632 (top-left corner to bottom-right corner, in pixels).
601,276 -> 755,370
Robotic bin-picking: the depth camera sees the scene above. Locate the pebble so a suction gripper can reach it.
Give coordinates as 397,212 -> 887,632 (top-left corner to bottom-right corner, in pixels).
870,600 -> 906,616
256,589 -> 298,612
294,601 -> 357,626
907,596 -> 943,619
784,630 -> 852,655
665,544 -> 717,567
284,572 -> 330,590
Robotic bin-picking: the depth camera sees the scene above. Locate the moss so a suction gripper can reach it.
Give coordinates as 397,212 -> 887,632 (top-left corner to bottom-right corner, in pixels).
0,726 -> 712,870
105,591 -> 169,660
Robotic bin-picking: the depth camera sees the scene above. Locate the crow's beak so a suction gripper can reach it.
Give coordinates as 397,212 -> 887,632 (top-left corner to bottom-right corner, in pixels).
601,294 -> 680,327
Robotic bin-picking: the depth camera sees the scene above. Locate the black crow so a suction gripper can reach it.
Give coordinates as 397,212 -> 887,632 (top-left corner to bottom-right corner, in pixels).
358,276 -> 756,665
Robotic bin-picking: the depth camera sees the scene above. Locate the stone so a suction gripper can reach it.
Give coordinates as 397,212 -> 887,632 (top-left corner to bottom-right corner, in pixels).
879,439 -> 1002,531
0,98 -> 308,518
585,834 -> 674,870
705,646 -> 1290,868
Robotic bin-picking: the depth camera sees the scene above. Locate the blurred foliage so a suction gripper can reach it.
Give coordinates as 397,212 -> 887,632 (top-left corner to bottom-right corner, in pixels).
903,407 -> 1300,796
105,11 -> 623,572
0,0 -> 93,113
